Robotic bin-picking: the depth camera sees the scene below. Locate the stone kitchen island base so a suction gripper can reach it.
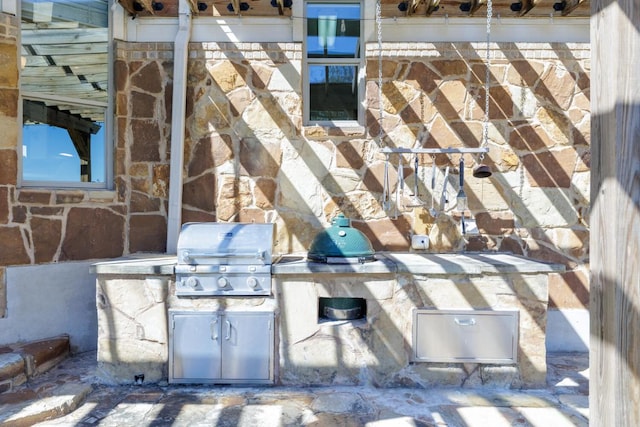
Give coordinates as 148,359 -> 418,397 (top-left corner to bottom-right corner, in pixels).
93,252 -> 562,389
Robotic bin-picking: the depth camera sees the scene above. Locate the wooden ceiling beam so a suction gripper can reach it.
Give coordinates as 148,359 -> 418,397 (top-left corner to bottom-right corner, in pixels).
559,0 -> 585,15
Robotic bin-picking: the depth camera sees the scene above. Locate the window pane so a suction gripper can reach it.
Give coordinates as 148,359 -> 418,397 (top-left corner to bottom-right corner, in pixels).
307,3 -> 360,58
21,0 -> 109,185
22,100 -> 106,183
309,65 -> 358,121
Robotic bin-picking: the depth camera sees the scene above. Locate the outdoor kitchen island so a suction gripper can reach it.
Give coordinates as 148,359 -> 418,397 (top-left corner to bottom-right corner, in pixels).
93,252 -> 562,389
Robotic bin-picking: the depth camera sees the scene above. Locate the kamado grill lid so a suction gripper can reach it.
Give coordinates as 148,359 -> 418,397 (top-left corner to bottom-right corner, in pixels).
307,214 -> 375,263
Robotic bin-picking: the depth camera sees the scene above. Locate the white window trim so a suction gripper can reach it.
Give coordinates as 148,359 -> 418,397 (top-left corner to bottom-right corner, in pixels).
303,0 -> 365,127
17,0 -> 114,190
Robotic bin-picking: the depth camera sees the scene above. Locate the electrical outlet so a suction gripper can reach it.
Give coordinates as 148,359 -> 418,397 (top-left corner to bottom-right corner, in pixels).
411,234 -> 430,250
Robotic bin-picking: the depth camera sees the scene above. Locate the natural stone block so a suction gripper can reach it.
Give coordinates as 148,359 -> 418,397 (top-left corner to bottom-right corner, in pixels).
152,164 -> 169,198
255,177 -> 276,209
130,61 -> 163,94
475,211 -> 515,235
336,140 -> 365,169
0,115 -> 18,150
0,149 -> 17,185
0,226 -> 30,265
208,60 -> 248,93
0,353 -> 24,382
0,186 -> 8,224
0,89 -> 18,118
131,91 -> 156,119
55,191 -> 86,204
130,191 -> 161,213
362,161 -> 396,194
131,119 -> 161,162
228,87 -> 253,117
15,336 -> 70,377
239,138 -> 281,178
182,173 -> 216,212
355,216 -> 411,251
404,62 -> 440,94
61,208 -> 125,260
0,43 -> 18,87
129,214 -> 166,253
189,134 -> 232,177
31,216 -> 62,263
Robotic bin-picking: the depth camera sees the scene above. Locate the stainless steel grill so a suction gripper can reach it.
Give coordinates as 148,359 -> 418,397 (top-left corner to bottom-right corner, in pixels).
174,222 -> 274,297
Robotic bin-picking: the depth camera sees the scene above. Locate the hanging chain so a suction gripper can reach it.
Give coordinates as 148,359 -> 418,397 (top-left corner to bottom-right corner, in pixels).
481,0 -> 493,161
376,0 -> 384,147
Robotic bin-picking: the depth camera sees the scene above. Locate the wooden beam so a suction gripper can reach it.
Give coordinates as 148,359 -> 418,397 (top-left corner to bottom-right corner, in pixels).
467,0 -> 485,15
590,0 -> 640,424
23,100 -> 102,135
407,0 -> 423,15
21,0 -> 108,27
230,0 -> 240,14
425,0 -> 440,15
560,0 -> 585,15
517,0 -> 540,16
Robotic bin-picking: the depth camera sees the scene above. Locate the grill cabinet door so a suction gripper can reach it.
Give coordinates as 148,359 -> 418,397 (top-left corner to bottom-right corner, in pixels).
171,313 -> 221,380
221,312 -> 273,381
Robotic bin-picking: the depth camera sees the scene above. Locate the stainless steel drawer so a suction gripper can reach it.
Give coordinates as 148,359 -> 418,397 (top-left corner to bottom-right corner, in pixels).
412,309 -> 519,363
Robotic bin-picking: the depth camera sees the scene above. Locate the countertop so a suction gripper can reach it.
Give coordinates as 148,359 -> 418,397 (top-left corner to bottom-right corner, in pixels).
91,252 -> 564,276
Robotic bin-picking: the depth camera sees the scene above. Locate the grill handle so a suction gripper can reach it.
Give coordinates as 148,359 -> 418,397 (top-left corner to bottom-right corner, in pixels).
181,250 -> 267,262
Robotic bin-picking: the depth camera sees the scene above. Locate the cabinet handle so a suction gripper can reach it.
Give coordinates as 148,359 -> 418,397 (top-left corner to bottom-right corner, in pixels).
225,320 -> 232,340
454,317 -> 476,326
210,319 -> 218,341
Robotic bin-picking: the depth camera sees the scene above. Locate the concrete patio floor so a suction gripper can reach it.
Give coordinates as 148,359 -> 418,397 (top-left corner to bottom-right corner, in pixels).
1,351 -> 589,426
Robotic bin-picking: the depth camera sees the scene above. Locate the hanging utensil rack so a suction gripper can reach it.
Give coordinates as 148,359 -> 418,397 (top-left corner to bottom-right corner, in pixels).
381,147 -> 489,155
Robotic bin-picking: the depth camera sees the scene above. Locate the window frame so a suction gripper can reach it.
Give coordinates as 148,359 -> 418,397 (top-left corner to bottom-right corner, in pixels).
303,0 -> 365,127
18,0 -> 114,190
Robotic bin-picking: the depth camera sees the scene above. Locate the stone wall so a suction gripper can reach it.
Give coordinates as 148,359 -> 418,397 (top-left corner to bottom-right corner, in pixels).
0,33 -> 590,317
0,11 -> 18,318
176,41 -> 590,312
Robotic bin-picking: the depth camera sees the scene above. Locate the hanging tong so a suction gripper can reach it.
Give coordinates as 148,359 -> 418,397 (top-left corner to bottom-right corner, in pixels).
382,155 -> 391,212
407,153 -> 425,208
395,155 -> 404,219
439,165 -> 450,213
429,157 -> 438,217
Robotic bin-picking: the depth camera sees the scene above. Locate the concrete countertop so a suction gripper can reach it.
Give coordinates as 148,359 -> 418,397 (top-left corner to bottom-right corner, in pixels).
272,252 -> 565,276
91,252 -> 564,276
90,254 -> 176,275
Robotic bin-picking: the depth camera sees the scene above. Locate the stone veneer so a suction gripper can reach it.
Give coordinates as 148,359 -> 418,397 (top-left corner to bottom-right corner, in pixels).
94,253 -> 560,388
0,25 -> 589,318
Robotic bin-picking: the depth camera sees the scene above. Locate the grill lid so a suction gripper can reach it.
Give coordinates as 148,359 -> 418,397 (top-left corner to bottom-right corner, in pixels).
176,222 -> 274,265
307,214 -> 375,263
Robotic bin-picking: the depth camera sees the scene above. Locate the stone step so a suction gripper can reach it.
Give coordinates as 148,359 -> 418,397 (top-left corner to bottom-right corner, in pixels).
0,381 -> 93,426
0,335 -> 70,395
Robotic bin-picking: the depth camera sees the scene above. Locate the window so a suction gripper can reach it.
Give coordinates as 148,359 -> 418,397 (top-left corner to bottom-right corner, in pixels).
20,0 -> 111,187
304,1 -> 363,126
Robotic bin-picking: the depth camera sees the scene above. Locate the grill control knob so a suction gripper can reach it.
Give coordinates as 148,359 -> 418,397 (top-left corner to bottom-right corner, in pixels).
247,277 -> 259,289
217,277 -> 229,288
186,276 -> 199,289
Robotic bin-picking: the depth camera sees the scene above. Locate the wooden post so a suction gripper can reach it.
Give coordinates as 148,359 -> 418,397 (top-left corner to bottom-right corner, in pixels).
590,0 -> 640,425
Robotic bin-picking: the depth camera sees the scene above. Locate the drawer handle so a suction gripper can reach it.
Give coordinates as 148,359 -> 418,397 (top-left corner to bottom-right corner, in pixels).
454,318 -> 476,326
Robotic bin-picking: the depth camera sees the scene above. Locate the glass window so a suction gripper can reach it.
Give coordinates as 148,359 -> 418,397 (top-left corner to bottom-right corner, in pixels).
20,0 -> 110,187
305,2 -> 362,125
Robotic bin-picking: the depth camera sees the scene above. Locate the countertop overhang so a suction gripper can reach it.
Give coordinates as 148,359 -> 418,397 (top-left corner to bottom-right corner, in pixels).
91,252 -> 565,276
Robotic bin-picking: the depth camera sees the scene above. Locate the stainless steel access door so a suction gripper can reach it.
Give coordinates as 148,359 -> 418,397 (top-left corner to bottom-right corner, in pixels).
169,310 -> 274,384
221,312 -> 273,381
171,312 -> 221,381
